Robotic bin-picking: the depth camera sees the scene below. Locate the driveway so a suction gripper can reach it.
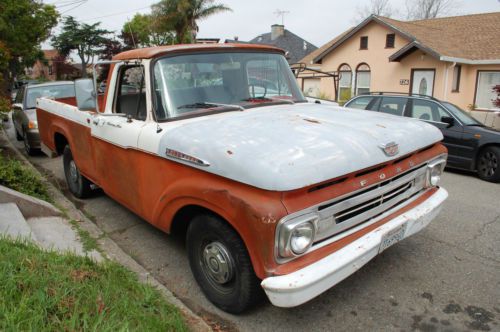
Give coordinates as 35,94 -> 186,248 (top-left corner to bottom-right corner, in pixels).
3,118 -> 499,331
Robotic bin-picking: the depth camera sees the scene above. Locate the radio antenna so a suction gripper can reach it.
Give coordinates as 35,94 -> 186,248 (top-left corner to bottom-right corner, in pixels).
127,18 -> 137,49
274,9 -> 290,25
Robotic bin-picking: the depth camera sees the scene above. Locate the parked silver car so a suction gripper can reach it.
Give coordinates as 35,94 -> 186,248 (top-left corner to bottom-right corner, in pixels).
12,81 -> 75,155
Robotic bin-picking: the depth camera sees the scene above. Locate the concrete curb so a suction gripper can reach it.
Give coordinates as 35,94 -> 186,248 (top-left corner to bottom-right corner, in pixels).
0,185 -> 62,219
0,127 -> 211,331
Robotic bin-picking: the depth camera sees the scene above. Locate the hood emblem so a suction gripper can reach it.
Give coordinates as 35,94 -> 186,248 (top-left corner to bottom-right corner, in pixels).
380,142 -> 399,157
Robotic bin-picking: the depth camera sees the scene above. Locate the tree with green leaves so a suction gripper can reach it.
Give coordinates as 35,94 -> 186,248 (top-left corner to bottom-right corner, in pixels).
121,13 -> 174,48
52,16 -> 112,78
152,0 -> 231,44
0,0 -> 58,97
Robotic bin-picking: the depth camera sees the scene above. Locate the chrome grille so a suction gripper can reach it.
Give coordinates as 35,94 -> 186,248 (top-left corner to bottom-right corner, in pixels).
313,165 -> 427,243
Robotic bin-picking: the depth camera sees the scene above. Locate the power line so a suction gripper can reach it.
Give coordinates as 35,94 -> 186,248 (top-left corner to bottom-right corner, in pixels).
77,5 -> 152,22
60,0 -> 88,14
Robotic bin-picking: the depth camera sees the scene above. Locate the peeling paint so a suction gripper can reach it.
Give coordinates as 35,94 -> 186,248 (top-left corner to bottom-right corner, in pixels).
261,213 -> 277,224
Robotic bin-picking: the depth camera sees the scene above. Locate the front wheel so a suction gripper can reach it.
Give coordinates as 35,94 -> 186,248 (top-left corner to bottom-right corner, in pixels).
186,214 -> 263,313
23,129 -> 36,156
63,145 -> 93,198
477,146 -> 500,183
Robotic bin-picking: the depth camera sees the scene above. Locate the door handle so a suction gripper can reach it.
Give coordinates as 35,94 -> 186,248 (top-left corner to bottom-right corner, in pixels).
92,117 -> 105,126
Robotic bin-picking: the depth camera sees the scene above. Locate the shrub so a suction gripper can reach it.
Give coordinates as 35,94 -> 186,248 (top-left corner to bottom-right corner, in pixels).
0,152 -> 51,202
0,97 -> 10,121
493,85 -> 500,108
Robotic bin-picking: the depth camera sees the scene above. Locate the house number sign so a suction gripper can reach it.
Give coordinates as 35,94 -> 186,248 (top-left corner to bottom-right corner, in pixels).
400,79 -> 410,85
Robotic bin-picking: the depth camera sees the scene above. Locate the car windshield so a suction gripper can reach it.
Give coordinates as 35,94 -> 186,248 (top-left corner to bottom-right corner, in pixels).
26,84 -> 75,109
153,52 -> 306,120
442,102 -> 482,126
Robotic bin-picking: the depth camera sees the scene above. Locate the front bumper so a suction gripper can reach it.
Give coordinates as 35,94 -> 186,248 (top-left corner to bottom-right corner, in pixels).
261,187 -> 448,308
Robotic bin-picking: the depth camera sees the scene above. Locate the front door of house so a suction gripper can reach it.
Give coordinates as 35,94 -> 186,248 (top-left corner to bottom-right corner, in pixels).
411,69 -> 435,96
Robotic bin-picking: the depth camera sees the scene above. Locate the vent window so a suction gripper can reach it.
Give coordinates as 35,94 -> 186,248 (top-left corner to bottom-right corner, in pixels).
386,34 -> 395,48
360,36 -> 368,50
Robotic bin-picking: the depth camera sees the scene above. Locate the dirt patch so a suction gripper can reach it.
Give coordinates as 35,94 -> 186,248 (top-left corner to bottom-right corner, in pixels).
70,269 -> 98,282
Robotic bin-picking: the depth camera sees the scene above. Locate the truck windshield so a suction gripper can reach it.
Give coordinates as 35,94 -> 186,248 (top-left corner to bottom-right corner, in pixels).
153,52 -> 306,120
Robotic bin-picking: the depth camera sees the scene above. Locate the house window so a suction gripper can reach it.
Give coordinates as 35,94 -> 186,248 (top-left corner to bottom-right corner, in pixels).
338,64 -> 352,102
386,34 -> 395,48
355,63 -> 371,96
452,65 -> 461,92
48,65 -> 53,75
360,36 -> 368,50
475,71 -> 500,109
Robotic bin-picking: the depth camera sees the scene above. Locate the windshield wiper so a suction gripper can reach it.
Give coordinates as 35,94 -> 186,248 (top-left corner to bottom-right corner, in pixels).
241,97 -> 294,104
466,123 -> 485,127
177,102 -> 244,111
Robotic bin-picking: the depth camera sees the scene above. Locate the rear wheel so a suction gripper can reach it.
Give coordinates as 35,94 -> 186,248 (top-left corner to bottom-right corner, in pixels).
477,146 -> 500,183
63,145 -> 92,198
186,214 -> 263,313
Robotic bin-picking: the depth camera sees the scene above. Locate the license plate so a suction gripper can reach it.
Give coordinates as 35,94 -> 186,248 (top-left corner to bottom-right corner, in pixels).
379,223 -> 407,253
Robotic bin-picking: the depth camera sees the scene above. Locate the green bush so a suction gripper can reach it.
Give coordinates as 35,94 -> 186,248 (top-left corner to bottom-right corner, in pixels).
0,97 -> 9,121
0,152 -> 51,202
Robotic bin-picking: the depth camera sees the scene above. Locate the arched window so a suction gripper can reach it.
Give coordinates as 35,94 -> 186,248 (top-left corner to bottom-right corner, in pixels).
355,63 -> 371,96
338,64 -> 352,102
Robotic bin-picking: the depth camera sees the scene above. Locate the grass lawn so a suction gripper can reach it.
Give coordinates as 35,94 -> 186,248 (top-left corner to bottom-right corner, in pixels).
0,238 -> 187,331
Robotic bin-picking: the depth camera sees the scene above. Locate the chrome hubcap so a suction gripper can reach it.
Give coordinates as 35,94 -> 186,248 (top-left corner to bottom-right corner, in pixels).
69,160 -> 78,182
202,242 -> 234,285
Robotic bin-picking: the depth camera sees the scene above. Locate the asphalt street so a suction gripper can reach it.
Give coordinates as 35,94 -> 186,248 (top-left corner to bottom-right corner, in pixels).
3,118 -> 499,332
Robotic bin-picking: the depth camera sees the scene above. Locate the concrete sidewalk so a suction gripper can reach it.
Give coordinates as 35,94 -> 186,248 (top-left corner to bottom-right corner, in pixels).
0,185 -> 101,260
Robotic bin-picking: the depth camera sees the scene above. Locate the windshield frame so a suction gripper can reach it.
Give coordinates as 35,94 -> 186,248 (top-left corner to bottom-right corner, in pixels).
150,50 -> 306,122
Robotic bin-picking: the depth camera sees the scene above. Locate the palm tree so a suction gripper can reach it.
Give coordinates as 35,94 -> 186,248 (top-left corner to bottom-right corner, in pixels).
152,0 -> 231,44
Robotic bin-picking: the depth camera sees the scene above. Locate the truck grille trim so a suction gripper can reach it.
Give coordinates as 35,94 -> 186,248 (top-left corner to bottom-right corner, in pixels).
313,165 -> 427,244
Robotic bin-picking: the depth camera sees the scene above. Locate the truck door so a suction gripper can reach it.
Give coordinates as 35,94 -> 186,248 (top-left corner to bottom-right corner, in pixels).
90,64 -> 148,213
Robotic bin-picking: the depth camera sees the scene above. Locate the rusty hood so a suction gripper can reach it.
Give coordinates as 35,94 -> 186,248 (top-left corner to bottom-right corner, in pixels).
157,103 -> 443,191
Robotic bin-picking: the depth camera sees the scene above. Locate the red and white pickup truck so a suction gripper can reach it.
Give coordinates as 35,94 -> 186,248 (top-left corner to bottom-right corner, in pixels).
36,44 -> 448,313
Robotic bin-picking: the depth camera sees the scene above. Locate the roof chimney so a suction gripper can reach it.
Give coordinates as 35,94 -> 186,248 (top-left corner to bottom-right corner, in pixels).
271,24 -> 284,40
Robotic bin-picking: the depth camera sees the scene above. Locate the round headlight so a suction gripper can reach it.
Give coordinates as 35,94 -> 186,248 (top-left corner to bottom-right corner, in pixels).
427,158 -> 446,187
290,222 -> 315,255
429,166 -> 441,186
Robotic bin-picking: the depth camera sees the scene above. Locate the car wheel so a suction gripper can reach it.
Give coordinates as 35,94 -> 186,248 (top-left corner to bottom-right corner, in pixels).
186,214 -> 263,313
477,146 -> 500,183
22,129 -> 35,156
63,145 -> 92,198
15,128 -> 23,141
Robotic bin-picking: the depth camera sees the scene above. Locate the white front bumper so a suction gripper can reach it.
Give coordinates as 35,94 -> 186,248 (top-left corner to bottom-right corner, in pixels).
261,187 -> 448,308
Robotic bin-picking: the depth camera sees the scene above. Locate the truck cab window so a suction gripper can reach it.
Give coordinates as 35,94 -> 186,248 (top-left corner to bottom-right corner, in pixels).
114,65 -> 146,120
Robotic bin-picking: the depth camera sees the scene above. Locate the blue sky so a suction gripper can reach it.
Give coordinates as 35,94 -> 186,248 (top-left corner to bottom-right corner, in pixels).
44,0 -> 499,49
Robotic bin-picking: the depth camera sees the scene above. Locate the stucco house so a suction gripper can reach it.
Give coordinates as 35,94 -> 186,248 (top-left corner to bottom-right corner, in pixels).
297,12 -> 500,126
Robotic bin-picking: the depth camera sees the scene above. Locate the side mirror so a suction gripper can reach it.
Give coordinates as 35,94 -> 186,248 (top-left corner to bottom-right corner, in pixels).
75,78 -> 96,110
441,116 -> 455,127
12,103 -> 23,110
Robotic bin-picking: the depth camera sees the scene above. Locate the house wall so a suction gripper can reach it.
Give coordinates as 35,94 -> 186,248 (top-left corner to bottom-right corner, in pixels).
26,59 -> 57,81
310,21 -> 500,123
